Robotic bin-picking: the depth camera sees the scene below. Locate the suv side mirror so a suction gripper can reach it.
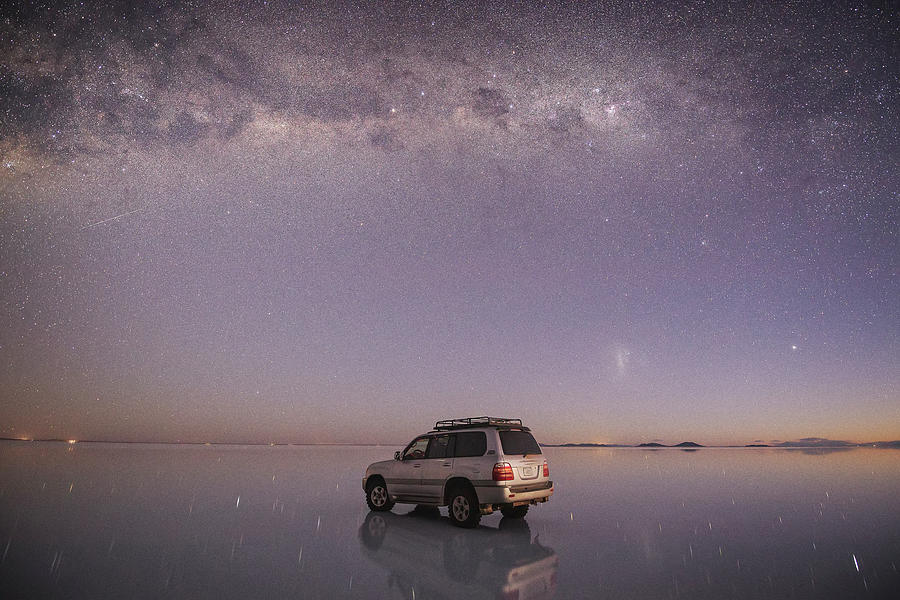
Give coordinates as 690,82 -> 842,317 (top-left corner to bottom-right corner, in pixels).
394,451 -> 401,461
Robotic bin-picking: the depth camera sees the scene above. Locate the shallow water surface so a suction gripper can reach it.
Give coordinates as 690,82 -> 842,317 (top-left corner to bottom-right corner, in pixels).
0,443 -> 898,598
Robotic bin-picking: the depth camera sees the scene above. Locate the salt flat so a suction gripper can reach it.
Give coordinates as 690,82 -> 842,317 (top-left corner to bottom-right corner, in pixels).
1,443 -> 897,599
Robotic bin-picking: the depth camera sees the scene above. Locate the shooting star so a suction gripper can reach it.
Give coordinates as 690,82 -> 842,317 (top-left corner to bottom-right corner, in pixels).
82,206 -> 147,229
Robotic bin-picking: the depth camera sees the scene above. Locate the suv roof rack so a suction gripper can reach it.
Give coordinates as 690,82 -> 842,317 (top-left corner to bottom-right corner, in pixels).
433,416 -> 529,432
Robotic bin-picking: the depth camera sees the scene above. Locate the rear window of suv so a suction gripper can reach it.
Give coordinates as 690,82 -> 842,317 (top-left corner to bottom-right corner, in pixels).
499,430 -> 542,455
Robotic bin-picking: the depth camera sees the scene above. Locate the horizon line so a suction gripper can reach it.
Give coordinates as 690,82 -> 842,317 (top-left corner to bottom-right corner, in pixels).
2,436 -> 897,448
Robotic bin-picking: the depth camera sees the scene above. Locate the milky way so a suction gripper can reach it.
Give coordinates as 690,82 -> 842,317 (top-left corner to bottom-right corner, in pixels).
1,0 -> 897,444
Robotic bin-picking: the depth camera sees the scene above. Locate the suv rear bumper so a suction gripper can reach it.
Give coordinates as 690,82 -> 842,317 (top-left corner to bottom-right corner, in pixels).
474,480 -> 553,505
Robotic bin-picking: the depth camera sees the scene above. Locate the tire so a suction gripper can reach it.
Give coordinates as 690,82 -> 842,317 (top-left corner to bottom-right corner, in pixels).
447,485 -> 481,528
359,512 -> 387,550
500,504 -> 528,519
498,516 -> 531,537
365,478 -> 395,512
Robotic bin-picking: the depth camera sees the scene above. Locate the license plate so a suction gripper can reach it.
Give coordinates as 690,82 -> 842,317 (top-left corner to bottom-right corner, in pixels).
522,466 -> 536,477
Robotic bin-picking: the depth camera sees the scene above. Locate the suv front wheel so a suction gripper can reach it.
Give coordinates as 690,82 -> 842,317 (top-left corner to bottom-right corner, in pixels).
366,478 -> 395,512
447,486 -> 481,528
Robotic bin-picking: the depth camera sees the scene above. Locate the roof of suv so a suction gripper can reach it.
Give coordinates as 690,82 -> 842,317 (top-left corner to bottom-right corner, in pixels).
431,416 -> 531,432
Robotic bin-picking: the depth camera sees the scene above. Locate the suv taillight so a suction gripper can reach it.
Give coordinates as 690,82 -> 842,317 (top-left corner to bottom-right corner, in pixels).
492,462 -> 514,481
543,460 -> 549,478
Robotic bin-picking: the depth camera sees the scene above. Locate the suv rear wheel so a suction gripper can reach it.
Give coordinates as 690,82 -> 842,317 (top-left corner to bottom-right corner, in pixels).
447,486 -> 481,528
500,504 -> 528,518
365,478 -> 395,512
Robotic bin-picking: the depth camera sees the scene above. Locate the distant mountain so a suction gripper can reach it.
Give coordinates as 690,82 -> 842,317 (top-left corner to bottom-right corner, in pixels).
634,441 -> 704,448
541,438 -> 900,449
561,443 -> 626,447
540,443 -> 630,447
776,438 -> 855,448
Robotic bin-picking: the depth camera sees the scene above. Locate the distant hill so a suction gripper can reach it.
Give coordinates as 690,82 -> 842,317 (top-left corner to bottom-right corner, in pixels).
775,438 -> 855,448
540,443 -> 629,447
540,439 -> 900,449
559,443 -> 625,448
634,441 -> 704,448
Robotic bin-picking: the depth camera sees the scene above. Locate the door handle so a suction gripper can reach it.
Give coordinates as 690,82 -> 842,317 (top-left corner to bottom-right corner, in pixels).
442,463 -> 452,467
413,464 -> 421,468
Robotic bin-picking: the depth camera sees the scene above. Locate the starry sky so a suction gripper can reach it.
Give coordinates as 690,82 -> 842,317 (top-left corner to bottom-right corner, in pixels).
0,0 -> 897,445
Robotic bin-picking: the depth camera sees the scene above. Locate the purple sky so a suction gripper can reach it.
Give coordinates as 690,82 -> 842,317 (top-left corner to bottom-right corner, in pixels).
1,0 -> 897,445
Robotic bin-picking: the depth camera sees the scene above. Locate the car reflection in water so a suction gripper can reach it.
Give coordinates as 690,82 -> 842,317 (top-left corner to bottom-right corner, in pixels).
359,508 -> 558,600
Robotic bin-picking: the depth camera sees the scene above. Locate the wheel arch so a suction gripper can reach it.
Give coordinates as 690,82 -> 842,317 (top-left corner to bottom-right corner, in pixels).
443,476 -> 476,505
366,473 -> 387,489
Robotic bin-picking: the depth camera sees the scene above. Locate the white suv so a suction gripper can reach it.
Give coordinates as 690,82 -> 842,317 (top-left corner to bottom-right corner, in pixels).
363,417 -> 554,527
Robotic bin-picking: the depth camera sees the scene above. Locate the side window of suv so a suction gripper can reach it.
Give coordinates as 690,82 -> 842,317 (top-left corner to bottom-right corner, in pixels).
402,437 -> 429,460
452,432 -> 487,457
425,434 -> 453,459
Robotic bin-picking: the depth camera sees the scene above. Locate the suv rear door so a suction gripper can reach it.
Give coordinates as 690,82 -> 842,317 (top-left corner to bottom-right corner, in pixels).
449,431 -> 489,480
